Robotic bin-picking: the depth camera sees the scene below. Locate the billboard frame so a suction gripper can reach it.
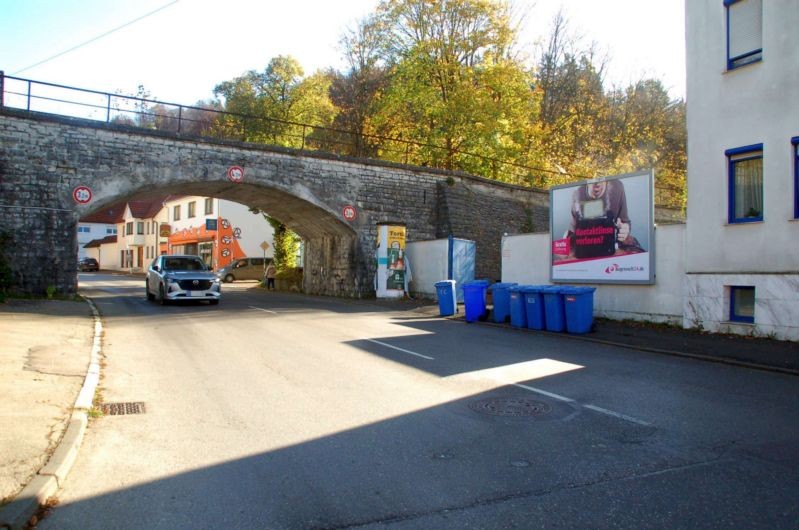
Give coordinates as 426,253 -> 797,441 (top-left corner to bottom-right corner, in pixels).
549,169 -> 656,285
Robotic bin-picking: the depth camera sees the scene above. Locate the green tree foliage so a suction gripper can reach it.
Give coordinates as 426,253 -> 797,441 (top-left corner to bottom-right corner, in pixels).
266,216 -> 300,271
208,1 -> 686,208
213,56 -> 336,147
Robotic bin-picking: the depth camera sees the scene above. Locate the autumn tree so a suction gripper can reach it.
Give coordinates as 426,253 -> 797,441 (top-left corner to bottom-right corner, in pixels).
213,56 -> 336,148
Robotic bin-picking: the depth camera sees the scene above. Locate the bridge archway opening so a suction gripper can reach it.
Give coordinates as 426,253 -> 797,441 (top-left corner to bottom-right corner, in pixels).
84,180 -> 361,297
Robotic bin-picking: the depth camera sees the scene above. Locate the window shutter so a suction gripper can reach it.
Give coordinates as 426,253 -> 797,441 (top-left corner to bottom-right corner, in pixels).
729,0 -> 762,59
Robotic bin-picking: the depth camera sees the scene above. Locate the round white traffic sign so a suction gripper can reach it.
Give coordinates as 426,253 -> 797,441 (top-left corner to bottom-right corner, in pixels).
342,205 -> 357,221
72,186 -> 93,204
227,166 -> 244,183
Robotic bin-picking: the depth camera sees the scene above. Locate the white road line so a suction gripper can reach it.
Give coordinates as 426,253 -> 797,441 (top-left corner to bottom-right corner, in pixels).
249,306 -> 277,314
513,383 -> 576,403
583,404 -> 652,426
365,339 -> 435,360
514,383 -> 651,426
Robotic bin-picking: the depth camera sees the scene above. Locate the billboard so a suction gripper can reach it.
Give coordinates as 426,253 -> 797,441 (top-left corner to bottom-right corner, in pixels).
550,170 -> 655,284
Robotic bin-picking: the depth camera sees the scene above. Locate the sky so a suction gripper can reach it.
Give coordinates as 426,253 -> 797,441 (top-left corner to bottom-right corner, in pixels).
0,0 -> 685,106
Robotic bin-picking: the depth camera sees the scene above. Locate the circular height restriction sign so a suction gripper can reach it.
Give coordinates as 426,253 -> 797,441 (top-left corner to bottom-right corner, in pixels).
227,166 -> 244,183
342,205 -> 358,222
72,186 -> 93,204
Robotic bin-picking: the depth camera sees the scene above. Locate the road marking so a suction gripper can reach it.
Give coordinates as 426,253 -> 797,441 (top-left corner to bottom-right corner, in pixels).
583,404 -> 652,426
513,383 -> 576,403
513,383 -> 651,426
249,306 -> 277,314
365,339 -> 435,360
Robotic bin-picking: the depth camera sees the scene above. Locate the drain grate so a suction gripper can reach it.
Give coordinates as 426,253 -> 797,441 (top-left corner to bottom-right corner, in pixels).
101,402 -> 146,416
469,397 -> 552,418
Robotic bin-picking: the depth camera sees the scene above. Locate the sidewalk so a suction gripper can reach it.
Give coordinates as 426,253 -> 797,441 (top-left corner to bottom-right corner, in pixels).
0,299 -> 99,529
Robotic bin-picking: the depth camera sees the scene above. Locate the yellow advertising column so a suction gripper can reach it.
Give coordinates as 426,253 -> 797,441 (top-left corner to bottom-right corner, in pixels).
376,222 -> 406,299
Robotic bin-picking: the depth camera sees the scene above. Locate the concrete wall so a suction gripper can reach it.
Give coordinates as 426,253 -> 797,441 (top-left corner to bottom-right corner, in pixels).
684,0 -> 799,339
501,224 -> 686,324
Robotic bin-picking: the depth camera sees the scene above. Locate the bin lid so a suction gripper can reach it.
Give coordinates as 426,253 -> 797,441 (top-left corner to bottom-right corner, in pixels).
462,280 -> 489,288
560,286 -> 597,295
434,280 -> 456,287
541,285 -> 566,294
488,282 -> 517,291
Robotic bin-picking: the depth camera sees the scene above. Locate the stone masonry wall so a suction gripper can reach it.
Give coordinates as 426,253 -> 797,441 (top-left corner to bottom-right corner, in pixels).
0,109 -> 550,297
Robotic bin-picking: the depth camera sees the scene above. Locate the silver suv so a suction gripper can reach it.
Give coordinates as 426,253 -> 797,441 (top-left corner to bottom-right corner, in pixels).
146,255 -> 221,305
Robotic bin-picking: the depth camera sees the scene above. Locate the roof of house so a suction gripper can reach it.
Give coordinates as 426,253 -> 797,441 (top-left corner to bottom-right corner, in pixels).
79,202 -> 126,224
83,235 -> 117,248
128,198 -> 167,219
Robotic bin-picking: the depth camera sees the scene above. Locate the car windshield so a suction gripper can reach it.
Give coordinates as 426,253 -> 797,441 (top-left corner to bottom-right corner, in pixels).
162,257 -> 207,271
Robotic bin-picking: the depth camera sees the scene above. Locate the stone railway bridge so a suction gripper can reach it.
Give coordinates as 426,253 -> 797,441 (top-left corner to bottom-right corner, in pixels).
0,108 -> 550,297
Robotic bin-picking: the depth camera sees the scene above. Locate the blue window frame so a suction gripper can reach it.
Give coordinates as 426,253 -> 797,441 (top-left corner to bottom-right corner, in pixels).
726,144 -> 763,223
730,286 -> 755,323
793,137 -> 799,219
725,0 -> 762,70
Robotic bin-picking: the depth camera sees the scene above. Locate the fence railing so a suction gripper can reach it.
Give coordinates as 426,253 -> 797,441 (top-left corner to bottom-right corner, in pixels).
0,72 -> 684,208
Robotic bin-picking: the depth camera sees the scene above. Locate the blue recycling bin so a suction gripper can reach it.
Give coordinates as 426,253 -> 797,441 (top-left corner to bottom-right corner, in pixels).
521,285 -> 547,330
542,286 -> 567,332
508,286 -> 528,328
562,286 -> 597,334
463,280 -> 490,323
434,280 -> 457,316
489,282 -> 517,323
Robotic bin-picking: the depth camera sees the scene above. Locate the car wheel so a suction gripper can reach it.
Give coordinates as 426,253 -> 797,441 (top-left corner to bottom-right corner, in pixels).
146,280 -> 154,301
158,284 -> 167,305
224,274 -> 235,283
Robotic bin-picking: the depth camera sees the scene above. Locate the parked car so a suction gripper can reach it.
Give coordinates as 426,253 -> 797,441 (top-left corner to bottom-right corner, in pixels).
146,255 -> 221,305
78,257 -> 99,272
215,257 -> 270,283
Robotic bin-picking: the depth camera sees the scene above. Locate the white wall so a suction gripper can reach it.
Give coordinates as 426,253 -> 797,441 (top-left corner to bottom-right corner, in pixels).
219,201 -> 275,259
406,239 -> 449,299
77,223 -> 116,259
685,1 -> 799,272
501,224 -> 686,324
684,1 -> 799,340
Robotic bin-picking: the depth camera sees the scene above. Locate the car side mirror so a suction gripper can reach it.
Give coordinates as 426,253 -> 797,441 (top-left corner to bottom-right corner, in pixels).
152,265 -> 160,272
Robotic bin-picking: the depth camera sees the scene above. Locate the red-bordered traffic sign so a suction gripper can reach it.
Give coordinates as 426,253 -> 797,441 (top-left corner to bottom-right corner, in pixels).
227,166 -> 244,183
342,205 -> 358,221
72,186 -> 93,204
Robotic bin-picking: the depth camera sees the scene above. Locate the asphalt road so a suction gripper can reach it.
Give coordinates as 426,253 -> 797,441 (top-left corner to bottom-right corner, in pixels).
40,274 -> 799,529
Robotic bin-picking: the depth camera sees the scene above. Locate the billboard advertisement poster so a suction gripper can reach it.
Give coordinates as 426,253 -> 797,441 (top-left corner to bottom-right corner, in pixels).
386,226 -> 406,290
550,170 -> 655,284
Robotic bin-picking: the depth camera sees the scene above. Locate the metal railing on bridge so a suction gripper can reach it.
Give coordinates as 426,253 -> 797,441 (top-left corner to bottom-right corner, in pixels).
0,71 -> 684,210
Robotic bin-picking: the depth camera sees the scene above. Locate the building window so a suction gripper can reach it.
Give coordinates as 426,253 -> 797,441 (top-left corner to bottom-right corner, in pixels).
126,222 -> 134,235
188,201 -> 196,218
106,226 -> 117,235
205,198 -> 214,215
726,144 -> 763,223
173,205 -> 181,221
137,222 -> 144,235
725,0 -> 762,70
793,137 -> 799,219
77,226 -> 90,233
730,286 -> 755,323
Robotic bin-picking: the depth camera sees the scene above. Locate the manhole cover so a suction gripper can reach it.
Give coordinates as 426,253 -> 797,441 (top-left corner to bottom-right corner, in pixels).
468,397 -> 552,417
101,402 -> 146,415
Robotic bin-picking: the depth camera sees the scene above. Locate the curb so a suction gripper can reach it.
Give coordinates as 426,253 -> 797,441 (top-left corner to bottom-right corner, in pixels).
0,297 -> 103,530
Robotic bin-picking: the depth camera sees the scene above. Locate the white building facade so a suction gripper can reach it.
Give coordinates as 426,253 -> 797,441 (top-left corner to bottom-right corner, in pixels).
684,0 -> 799,339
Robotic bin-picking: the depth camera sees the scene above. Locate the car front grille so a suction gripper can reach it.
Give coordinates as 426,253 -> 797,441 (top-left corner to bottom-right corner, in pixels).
177,279 -> 213,290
